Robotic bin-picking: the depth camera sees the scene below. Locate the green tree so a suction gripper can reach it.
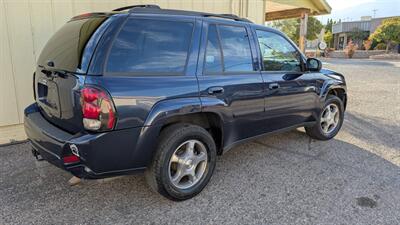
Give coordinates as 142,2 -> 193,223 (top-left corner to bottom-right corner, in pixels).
271,19 -> 299,44
307,17 -> 324,40
324,31 -> 333,48
370,17 -> 400,53
271,17 -> 324,45
325,18 -> 334,32
324,19 -> 336,48
349,27 -> 369,44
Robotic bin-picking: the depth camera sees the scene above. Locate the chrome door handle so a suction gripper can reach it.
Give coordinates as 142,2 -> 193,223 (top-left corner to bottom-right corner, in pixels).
268,83 -> 280,90
208,86 -> 224,95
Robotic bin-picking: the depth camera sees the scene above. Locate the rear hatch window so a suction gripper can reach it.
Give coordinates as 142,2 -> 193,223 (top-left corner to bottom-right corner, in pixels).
35,16 -> 108,133
37,16 -> 106,73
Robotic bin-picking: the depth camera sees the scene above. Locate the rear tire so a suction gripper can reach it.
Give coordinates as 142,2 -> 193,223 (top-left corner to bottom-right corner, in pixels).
145,123 -> 216,201
305,95 -> 344,140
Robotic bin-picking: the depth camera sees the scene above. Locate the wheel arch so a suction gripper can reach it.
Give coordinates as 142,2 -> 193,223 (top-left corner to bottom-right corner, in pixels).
327,87 -> 347,110
159,112 -> 224,155
143,98 -> 225,155
321,81 -> 347,110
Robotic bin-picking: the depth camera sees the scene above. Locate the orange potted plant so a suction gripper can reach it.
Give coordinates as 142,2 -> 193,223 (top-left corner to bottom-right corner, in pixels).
363,39 -> 372,51
344,40 -> 358,58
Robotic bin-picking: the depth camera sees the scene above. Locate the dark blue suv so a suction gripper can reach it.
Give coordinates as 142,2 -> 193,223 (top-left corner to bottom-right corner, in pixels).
24,5 -> 347,200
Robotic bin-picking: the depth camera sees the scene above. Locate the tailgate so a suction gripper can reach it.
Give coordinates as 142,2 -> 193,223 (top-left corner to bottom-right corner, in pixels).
35,69 -> 85,133
34,16 -> 108,133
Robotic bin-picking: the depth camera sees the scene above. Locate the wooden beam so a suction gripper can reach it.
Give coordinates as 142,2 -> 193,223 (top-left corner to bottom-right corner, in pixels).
299,11 -> 308,53
265,8 -> 310,21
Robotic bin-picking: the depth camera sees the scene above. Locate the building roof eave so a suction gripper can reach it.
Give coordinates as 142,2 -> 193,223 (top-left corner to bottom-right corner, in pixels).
311,0 -> 332,14
265,0 -> 332,21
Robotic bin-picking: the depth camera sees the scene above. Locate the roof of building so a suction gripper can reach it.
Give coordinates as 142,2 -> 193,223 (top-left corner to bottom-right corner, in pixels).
332,16 -> 400,34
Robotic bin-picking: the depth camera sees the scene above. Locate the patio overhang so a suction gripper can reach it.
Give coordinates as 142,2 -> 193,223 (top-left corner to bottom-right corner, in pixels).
265,0 -> 331,21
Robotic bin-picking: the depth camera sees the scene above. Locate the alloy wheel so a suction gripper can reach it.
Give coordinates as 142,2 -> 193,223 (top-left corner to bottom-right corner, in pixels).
320,103 -> 340,135
168,140 -> 208,189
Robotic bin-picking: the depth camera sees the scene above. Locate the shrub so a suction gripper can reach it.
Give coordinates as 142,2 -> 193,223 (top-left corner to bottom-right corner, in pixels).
374,43 -> 387,50
370,18 -> 400,53
344,40 -> 358,58
363,39 -> 372,51
324,31 -> 333,48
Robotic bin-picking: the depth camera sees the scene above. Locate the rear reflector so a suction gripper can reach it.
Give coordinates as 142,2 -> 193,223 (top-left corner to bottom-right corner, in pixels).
83,118 -> 101,130
63,155 -> 80,164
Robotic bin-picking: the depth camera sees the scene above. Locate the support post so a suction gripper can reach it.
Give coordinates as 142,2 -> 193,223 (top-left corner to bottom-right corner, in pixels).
299,11 -> 308,54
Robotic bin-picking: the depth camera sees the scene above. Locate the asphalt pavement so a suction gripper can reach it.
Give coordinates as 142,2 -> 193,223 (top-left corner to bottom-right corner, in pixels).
1,58 -> 399,225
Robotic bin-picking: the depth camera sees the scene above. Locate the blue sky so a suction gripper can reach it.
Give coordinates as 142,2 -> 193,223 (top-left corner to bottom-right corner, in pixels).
317,0 -> 400,24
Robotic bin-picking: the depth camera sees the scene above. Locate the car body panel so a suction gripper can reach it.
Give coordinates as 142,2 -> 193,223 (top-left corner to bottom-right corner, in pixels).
196,19 -> 267,144
86,75 -> 200,129
24,11 -> 347,179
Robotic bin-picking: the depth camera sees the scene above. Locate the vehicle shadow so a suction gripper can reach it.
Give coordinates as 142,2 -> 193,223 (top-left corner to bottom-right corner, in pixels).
322,58 -> 399,68
344,111 -> 400,150
1,130 -> 400,224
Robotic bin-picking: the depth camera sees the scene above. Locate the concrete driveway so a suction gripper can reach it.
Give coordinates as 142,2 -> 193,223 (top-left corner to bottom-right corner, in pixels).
1,58 -> 399,225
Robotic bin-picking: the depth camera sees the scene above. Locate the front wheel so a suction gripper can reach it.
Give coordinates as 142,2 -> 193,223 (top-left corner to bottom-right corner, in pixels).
145,123 -> 216,201
305,95 -> 344,140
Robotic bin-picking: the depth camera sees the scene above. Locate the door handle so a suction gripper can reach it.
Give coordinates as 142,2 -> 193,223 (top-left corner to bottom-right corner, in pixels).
268,83 -> 280,90
208,86 -> 224,95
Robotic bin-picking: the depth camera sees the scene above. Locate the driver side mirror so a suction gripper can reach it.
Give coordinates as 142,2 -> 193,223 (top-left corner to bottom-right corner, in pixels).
307,58 -> 322,72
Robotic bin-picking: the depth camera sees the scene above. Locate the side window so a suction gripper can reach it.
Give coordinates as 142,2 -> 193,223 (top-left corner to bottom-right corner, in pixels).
204,25 -> 223,73
256,30 -> 302,72
106,19 -> 193,75
218,25 -> 254,72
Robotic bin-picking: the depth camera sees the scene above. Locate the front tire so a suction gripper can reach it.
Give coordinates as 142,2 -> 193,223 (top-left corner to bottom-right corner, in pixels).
145,123 -> 217,201
305,95 -> 344,140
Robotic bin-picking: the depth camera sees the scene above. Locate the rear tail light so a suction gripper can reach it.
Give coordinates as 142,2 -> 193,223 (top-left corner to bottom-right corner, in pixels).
63,155 -> 80,164
80,86 -> 116,131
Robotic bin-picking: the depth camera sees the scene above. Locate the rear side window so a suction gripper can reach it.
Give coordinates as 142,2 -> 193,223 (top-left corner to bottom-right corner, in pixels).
218,25 -> 253,72
204,25 -> 223,73
204,24 -> 254,74
106,19 -> 193,75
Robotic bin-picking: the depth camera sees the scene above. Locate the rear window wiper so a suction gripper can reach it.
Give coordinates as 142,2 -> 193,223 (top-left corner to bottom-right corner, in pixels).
39,66 -> 69,79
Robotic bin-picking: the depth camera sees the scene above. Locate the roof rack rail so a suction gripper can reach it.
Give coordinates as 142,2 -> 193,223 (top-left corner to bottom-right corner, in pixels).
112,4 -> 161,12
122,5 -> 252,23
204,13 -> 252,23
220,14 -> 241,19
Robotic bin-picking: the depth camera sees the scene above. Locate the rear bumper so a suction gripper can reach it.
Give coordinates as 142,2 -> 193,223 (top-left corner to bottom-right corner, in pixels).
24,103 -> 158,179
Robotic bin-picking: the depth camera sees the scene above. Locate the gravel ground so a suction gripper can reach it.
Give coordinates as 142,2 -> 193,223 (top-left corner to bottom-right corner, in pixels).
1,58 -> 399,225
